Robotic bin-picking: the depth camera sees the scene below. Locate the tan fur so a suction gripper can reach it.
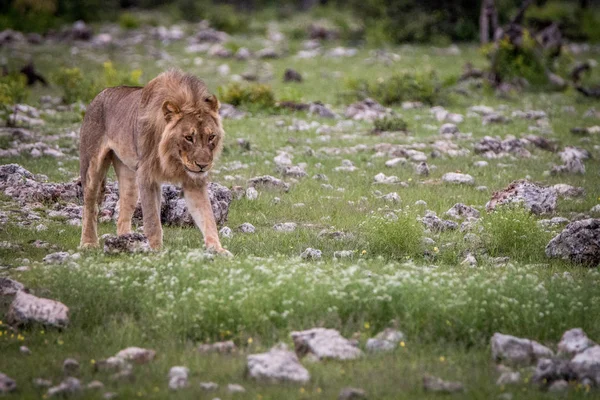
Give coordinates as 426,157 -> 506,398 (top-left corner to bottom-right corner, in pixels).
79,69 -> 229,254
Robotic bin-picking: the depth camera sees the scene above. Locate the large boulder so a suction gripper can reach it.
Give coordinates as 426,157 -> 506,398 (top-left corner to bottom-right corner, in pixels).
247,345 -> 310,383
558,328 -> 596,357
103,233 -> 150,254
486,180 -> 557,214
545,219 -> 600,266
569,345 -> 600,385
491,333 -> 554,366
291,328 -> 363,361
7,290 -> 69,328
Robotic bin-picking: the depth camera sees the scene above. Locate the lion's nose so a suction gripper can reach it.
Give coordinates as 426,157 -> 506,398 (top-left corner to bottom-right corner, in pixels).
195,162 -> 209,171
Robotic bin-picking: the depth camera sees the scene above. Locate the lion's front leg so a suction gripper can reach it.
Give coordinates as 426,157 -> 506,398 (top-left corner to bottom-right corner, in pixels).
139,180 -> 163,249
184,183 -> 231,256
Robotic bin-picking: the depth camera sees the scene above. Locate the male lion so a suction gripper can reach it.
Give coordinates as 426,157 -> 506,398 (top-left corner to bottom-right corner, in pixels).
79,69 -> 230,254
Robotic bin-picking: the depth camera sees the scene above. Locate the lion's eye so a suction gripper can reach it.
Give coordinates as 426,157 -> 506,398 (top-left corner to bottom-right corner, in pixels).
208,135 -> 216,142
185,135 -> 194,142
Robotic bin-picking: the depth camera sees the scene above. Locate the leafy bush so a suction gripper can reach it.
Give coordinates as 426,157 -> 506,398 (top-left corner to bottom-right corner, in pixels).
54,61 -> 142,104
487,32 -> 549,88
481,205 -> 552,263
218,82 -> 275,110
364,212 -> 423,260
205,4 -> 249,34
0,73 -> 29,111
346,70 -> 442,105
118,12 -> 141,30
373,116 -> 408,132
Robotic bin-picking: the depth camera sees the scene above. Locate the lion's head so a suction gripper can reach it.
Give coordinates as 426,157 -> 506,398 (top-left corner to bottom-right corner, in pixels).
140,70 -> 224,182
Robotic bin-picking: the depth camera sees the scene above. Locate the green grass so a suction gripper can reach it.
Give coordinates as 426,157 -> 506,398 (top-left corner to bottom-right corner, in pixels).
1,19 -> 600,400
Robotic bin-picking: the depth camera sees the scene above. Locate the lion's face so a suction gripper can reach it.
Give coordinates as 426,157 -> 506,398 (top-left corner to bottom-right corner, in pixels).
160,99 -> 223,180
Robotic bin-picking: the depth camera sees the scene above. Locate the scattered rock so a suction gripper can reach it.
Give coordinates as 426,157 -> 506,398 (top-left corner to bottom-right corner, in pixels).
532,358 -> 575,387
491,333 -> 554,366
496,371 -> 521,385
219,226 -> 233,239
570,346 -> 600,386
442,172 -> 474,185
548,379 -> 569,392
380,192 -> 401,204
43,251 -> 72,264
300,248 -> 322,260
238,223 -> 256,234
246,187 -> 259,200
63,358 -> 79,376
445,203 -> 480,219
248,175 -> 290,192
47,377 -> 82,397
545,219 -> 600,266
439,123 -> 458,135
273,222 -> 297,232
420,211 -> 458,232
486,180 -> 557,215
247,345 -> 310,383
415,162 -> 429,176
94,357 -> 130,372
552,184 -> 585,199
366,328 -> 404,353
385,157 -> 407,168
345,98 -> 389,121
558,328 -> 596,357
103,233 -> 150,254
338,387 -> 367,399
220,103 -> 246,119
33,378 -> 52,388
200,382 -> 219,391
227,383 -> 246,393
423,375 -> 464,393
86,380 -> 104,390
114,347 -> 156,364
20,345 -> 31,355
309,102 -> 336,118
0,373 -> 16,394
0,277 -> 25,299
7,290 -> 69,328
168,366 -> 189,391
198,340 -> 237,354
291,328 -> 363,360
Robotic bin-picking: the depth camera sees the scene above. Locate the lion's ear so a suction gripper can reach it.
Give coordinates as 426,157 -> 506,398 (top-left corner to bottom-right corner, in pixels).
205,94 -> 220,112
162,101 -> 181,122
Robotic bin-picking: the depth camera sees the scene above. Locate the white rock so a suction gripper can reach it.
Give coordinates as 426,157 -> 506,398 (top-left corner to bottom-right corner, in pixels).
7,290 -> 69,328
0,373 -> 16,394
246,187 -> 259,200
114,347 -> 156,364
300,248 -> 322,260
273,222 -> 297,232
291,328 -> 363,360
219,226 -> 233,238
570,345 -> 600,385
247,346 -> 310,383
491,333 -> 554,365
442,173 -> 475,185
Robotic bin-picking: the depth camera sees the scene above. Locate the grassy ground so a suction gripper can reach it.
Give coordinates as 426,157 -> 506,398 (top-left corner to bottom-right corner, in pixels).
1,20 -> 600,399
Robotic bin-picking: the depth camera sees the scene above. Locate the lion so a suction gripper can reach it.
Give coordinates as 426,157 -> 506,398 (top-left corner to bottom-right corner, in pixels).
79,69 -> 230,255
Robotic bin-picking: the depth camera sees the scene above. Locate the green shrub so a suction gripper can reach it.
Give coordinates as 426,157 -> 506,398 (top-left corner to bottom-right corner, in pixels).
0,73 -> 29,111
364,212 -> 423,260
481,205 -> 552,263
206,5 -> 248,34
346,70 -> 442,105
118,12 -> 141,30
54,61 -> 142,104
488,32 -> 549,88
373,116 -> 408,132
218,82 -> 275,110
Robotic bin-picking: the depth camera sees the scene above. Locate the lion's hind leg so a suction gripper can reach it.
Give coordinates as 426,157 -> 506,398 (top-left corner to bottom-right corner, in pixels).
114,157 -> 139,236
80,147 -> 112,249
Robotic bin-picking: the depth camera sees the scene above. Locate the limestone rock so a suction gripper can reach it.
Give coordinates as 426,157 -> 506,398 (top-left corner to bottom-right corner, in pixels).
442,172 -> 474,185
558,328 -> 596,357
247,345 -> 310,383
569,345 -> 600,385
491,333 -> 554,366
445,203 -> 480,219
338,387 -> 367,399
114,347 -> 156,364
103,233 -> 150,254
47,377 -> 82,397
486,180 -> 557,215
545,219 -> 600,266
291,328 -> 363,360
7,290 -> 69,328
0,373 -> 16,394
423,375 -> 464,393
